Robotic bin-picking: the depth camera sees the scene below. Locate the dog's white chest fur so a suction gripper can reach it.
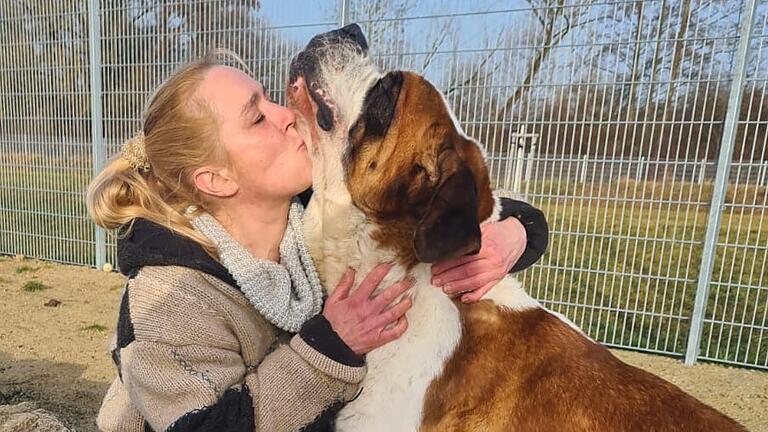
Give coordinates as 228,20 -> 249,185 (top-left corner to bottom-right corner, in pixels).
335,265 -> 461,432
304,198 -> 462,431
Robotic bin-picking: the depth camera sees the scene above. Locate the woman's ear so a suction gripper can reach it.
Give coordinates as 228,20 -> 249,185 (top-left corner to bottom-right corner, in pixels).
193,166 -> 239,198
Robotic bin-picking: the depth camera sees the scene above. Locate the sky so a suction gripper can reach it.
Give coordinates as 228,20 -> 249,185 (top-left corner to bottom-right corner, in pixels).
252,0 -> 767,84
256,0 -> 520,49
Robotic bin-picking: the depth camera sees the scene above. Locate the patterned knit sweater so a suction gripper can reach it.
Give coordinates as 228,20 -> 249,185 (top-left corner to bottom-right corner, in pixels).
96,218 -> 366,432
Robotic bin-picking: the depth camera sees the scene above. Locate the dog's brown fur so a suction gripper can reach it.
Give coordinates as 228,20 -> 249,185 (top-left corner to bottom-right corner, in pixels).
420,301 -> 743,431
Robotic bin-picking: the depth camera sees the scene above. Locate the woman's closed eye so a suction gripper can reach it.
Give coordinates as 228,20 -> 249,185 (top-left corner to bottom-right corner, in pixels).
253,113 -> 265,126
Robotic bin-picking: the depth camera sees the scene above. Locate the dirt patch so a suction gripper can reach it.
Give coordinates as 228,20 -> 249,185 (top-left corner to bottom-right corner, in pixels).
0,256 -> 122,431
0,256 -> 766,431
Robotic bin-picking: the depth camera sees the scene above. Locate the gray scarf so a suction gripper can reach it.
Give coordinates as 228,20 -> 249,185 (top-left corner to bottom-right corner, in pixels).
189,199 -> 324,332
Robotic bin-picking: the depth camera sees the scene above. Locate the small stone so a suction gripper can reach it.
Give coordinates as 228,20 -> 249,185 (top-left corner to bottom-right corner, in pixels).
44,299 -> 62,307
102,262 -> 114,272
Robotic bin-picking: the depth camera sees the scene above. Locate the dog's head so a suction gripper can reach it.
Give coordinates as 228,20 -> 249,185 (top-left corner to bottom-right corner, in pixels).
288,24 -> 494,265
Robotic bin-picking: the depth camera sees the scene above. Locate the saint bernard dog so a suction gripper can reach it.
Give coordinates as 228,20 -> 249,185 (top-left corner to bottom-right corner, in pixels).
286,24 -> 745,432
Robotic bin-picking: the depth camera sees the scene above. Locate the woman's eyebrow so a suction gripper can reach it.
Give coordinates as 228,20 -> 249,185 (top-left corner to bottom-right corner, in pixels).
241,92 -> 261,118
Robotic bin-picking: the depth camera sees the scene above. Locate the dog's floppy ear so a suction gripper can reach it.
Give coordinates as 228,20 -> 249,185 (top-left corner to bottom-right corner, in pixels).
351,71 -> 404,140
413,147 -> 481,263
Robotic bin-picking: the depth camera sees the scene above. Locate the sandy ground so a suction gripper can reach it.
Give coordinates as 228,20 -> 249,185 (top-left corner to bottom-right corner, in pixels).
0,256 -> 766,432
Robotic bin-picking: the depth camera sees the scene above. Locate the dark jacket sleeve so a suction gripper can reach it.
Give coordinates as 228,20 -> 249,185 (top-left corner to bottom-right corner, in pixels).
497,197 -> 549,273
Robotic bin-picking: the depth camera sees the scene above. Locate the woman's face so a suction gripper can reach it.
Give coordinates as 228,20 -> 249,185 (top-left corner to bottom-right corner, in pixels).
197,66 -> 312,202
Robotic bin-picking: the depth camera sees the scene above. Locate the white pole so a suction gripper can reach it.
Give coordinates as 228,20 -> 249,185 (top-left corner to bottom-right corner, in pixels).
758,161 -> 768,188
524,144 -> 537,199
513,142 -> 525,194
503,135 -> 514,191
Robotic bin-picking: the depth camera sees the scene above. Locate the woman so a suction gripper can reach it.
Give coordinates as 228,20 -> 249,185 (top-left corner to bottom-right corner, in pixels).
88,51 -> 548,432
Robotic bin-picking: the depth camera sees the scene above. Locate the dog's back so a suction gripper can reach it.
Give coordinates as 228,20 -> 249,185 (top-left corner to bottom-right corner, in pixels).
421,300 -> 746,431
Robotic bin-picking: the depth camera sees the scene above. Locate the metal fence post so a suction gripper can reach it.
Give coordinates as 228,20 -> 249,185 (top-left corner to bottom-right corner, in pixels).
87,0 -> 106,269
684,0 -> 757,366
339,0 -> 350,27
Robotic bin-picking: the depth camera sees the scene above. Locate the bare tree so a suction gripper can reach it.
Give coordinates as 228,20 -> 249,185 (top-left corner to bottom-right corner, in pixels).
494,0 -> 571,122
0,1 -> 94,137
351,0 -> 457,75
626,1 -> 646,120
662,0 -> 691,121
0,1 -> 267,140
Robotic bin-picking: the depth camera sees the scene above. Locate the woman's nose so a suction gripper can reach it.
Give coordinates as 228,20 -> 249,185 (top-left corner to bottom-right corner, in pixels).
268,102 -> 297,132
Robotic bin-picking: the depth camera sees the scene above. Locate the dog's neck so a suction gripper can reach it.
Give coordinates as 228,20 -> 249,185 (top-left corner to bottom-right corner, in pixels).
301,67 -> 405,291
304,134 -> 400,292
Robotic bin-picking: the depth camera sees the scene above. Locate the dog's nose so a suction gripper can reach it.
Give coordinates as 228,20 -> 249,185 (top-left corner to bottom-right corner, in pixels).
338,24 -> 367,50
289,76 -> 304,95
287,76 -> 311,109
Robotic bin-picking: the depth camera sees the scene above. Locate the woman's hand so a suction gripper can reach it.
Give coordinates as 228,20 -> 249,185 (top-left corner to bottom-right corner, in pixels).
431,217 -> 527,303
323,263 -> 414,355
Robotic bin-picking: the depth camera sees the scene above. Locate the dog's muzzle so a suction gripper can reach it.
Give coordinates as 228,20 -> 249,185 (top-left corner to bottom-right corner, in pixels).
288,24 -> 369,132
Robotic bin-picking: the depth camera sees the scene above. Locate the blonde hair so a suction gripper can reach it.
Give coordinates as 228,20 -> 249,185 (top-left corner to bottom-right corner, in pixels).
87,50 -> 250,255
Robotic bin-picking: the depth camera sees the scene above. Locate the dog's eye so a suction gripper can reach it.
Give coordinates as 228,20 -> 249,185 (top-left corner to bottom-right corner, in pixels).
368,161 -> 377,171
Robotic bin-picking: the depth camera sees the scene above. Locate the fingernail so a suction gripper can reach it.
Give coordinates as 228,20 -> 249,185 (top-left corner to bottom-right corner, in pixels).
433,278 -> 443,286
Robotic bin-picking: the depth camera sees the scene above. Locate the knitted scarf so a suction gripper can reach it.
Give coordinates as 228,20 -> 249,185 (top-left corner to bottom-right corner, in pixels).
189,199 -> 324,332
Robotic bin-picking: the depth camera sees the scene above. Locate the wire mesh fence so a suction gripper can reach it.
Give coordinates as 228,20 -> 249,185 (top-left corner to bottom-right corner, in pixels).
0,0 -> 766,369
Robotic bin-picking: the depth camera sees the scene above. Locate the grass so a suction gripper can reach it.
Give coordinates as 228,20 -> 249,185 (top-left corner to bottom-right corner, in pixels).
79,324 -> 108,333
15,265 -> 38,274
2,164 -> 767,367
22,281 -> 48,292
0,165 -> 96,265
524,178 -> 768,211
518,188 -> 768,367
